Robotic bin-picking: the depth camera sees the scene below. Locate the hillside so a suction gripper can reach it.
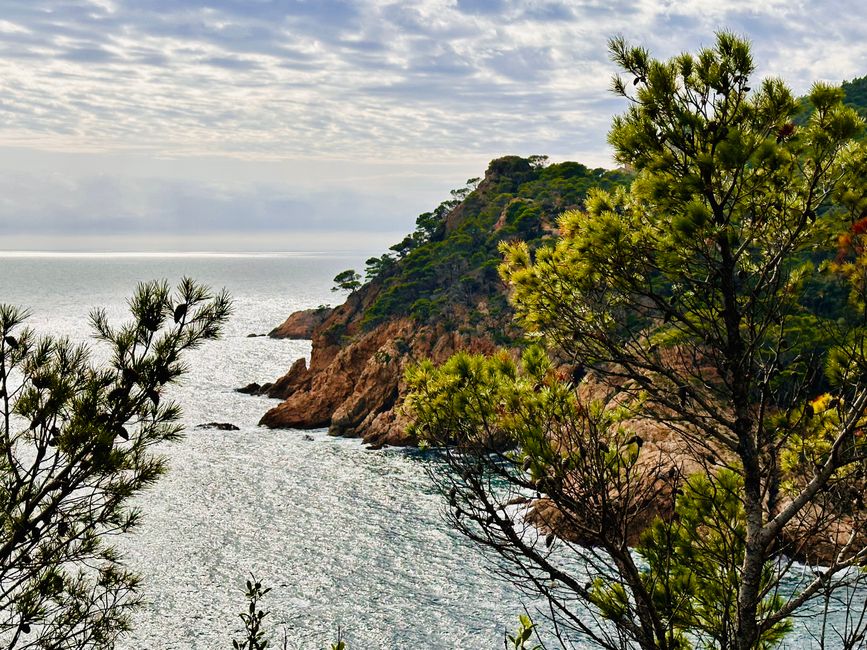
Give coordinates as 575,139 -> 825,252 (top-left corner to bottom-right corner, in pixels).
253,156 -> 631,446
795,73 -> 867,129
254,76 -> 866,447
843,74 -> 867,117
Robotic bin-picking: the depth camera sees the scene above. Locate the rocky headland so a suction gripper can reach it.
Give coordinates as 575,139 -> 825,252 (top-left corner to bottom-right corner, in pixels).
268,306 -> 334,339
253,156 -> 630,447
247,149 -> 867,562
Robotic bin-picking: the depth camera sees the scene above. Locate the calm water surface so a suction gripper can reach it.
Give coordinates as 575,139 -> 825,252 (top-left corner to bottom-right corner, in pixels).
0,253 -> 528,649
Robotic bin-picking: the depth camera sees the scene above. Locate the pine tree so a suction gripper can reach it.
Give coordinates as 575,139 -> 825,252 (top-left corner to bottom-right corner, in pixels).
407,32 -> 867,650
0,278 -> 231,649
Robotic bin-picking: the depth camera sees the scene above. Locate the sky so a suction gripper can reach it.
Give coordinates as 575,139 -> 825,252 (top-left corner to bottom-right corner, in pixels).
0,0 -> 864,252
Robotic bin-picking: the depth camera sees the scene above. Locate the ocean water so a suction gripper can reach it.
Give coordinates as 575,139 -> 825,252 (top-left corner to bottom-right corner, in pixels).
0,253 -> 857,650
0,253 -> 528,649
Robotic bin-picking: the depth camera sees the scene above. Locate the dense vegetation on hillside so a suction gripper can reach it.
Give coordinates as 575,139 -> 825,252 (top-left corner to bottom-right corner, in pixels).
843,74 -> 867,116
357,156 -> 631,332
345,75 -> 867,339
796,73 -> 867,129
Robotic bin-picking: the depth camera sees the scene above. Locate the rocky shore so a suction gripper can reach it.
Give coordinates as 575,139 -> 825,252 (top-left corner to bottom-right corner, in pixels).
251,156 -> 550,446
257,292 -> 498,447
268,306 -> 334,339
246,154 -> 863,563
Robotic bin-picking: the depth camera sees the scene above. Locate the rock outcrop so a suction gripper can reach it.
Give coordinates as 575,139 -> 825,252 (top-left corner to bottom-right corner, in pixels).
258,302 -> 499,446
195,422 -> 240,431
256,156 -> 567,446
269,306 -> 334,339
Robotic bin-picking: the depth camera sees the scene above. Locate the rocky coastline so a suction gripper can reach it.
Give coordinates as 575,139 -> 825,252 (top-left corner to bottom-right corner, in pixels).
268,306 -> 334,339
256,291 -> 498,447
244,154 -> 862,563
250,156 -> 549,446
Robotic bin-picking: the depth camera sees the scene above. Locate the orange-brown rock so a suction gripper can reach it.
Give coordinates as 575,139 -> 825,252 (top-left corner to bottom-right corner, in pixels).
259,155 -> 549,444
268,306 -> 334,339
262,357 -> 311,400
523,378 -> 864,565
259,307 -> 498,445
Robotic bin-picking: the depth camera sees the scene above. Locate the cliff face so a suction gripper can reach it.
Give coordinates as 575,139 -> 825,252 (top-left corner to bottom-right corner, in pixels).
258,268 -> 502,446
256,156 -> 629,445
259,308 -> 498,446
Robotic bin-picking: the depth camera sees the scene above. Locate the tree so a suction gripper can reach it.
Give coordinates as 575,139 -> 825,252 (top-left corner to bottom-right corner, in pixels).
0,278 -> 231,649
331,269 -> 361,294
406,33 -> 867,650
364,254 -> 397,281
527,155 -> 549,170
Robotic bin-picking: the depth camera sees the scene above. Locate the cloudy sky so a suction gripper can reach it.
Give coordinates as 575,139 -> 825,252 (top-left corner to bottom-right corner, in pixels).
0,0 -> 864,251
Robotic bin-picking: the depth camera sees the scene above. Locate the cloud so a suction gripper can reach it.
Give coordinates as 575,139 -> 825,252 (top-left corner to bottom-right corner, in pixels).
2,0 -> 862,164
0,172 -> 417,236
58,46 -> 118,63
199,55 -> 261,71
456,0 -> 509,14
521,2 -> 576,22
0,0 -> 863,247
0,146 -> 492,249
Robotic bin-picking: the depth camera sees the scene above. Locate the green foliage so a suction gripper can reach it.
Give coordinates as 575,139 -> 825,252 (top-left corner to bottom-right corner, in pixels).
332,269 -> 361,293
842,75 -> 867,119
360,157 -> 630,329
506,614 -> 542,650
229,577 -> 348,650
408,32 -> 867,650
0,279 -> 231,649
795,74 -> 867,138
233,576 -> 272,650
586,471 -> 793,650
343,71 -> 865,339
364,254 -> 396,281
636,471 -> 791,649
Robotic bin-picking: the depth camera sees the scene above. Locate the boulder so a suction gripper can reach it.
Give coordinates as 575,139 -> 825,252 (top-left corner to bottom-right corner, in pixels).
268,307 -> 334,339
236,382 -> 263,395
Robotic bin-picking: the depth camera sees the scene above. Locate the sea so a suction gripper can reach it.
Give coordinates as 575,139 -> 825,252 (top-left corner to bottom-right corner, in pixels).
0,253 -> 856,650
0,252 -> 526,649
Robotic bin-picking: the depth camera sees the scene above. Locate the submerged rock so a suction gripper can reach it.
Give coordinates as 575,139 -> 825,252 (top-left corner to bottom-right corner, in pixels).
195,422 -> 240,431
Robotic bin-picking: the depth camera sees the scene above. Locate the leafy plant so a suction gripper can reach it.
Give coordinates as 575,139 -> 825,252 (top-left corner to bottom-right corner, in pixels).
507,614 -> 543,650
230,576 -> 349,650
233,576 -> 272,650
